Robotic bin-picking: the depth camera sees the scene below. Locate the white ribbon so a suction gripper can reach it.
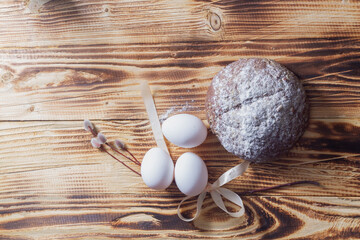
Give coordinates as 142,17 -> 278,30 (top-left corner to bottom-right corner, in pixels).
140,81 -> 250,222
177,160 -> 250,222
140,81 -> 169,153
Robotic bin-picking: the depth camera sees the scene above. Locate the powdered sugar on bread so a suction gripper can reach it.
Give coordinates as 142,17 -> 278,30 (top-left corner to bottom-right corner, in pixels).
206,58 -> 308,163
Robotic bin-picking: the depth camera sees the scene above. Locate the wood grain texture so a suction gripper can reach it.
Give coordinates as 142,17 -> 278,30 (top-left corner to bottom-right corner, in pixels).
0,120 -> 359,197
0,0 -> 359,239
0,196 -> 359,239
0,120 -> 359,239
0,1 -> 360,120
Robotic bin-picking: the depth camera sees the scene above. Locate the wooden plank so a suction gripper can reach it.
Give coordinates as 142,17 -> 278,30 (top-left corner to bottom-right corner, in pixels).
0,0 -> 359,47
0,38 -> 360,120
0,0 -> 360,120
1,118 -> 359,239
0,195 -> 358,239
0,120 -> 358,199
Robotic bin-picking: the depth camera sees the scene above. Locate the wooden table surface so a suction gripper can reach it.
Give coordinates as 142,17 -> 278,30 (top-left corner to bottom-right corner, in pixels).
1,0 -> 360,239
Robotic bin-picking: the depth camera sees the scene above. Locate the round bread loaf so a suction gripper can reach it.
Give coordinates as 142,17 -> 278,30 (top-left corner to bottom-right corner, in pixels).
206,58 -> 309,163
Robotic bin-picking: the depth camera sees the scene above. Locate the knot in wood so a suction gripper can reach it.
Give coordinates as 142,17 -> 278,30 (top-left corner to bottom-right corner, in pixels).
209,12 -> 221,31
1,72 -> 13,82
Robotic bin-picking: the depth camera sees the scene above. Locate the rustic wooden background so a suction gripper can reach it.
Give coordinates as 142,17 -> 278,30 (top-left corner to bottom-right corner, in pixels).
0,0 -> 359,239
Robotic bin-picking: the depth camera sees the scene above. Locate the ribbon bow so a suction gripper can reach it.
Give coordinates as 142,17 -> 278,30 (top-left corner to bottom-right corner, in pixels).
177,160 -> 250,222
140,81 -> 250,222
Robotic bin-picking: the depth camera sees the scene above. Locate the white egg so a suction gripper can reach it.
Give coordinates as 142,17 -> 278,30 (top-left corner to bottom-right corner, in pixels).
175,152 -> 208,196
141,147 -> 174,190
162,114 -> 207,148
